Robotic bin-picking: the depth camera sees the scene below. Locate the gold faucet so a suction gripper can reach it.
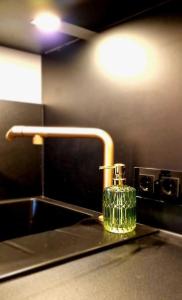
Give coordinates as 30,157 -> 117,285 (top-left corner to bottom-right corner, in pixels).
6,126 -> 114,189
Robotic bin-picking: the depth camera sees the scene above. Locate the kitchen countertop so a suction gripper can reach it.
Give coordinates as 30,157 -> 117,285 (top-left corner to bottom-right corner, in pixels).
0,229 -> 181,300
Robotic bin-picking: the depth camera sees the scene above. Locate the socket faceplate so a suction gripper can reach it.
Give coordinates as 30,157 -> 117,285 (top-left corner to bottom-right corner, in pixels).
134,167 -> 182,202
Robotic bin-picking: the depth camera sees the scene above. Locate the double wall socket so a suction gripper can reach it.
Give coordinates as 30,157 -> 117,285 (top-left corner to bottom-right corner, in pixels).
134,167 -> 182,202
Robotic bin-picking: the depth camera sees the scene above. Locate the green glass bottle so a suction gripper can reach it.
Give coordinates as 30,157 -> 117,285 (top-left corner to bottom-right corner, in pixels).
100,163 -> 136,234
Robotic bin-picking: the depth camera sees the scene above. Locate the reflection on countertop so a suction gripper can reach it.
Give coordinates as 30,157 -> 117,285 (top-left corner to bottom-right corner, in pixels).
0,229 -> 182,300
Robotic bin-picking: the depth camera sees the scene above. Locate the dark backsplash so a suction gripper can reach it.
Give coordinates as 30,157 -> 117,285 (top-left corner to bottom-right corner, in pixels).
42,1 -> 182,233
0,100 -> 43,199
43,0 -> 182,207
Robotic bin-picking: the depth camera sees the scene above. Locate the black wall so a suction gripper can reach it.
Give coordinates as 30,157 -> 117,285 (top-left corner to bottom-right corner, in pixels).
0,100 -> 42,199
43,1 -> 182,211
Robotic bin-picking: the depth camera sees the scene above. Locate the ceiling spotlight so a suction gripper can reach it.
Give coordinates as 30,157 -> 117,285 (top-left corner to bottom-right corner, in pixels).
31,12 -> 61,33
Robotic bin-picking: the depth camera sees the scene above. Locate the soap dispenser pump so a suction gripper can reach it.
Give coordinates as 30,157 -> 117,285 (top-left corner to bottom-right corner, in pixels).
100,163 -> 136,234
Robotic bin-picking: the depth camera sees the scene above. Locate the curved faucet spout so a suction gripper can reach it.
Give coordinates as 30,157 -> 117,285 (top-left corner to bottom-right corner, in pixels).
6,126 -> 114,189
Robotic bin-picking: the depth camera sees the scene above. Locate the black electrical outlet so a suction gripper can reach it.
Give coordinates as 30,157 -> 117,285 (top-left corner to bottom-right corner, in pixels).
134,167 -> 182,203
139,174 -> 154,194
160,176 -> 179,199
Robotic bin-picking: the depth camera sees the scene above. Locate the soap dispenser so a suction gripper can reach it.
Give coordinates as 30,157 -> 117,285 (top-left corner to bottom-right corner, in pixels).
100,163 -> 136,234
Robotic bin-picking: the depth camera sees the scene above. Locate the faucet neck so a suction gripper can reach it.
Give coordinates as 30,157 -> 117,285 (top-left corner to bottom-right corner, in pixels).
6,126 -> 114,189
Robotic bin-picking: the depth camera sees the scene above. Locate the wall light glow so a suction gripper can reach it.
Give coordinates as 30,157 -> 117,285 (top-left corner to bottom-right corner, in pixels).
95,34 -> 153,82
0,46 -> 41,103
31,12 -> 61,33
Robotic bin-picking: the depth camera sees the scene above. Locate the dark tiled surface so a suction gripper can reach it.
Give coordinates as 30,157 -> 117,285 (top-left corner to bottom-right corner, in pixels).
137,196 -> 182,234
0,100 -> 42,199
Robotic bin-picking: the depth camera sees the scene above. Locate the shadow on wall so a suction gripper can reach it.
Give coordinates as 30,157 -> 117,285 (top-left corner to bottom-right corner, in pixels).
0,172 -> 30,199
0,100 -> 42,200
44,138 -> 103,211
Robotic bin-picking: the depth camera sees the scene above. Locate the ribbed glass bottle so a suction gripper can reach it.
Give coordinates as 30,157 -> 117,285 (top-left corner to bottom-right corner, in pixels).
103,185 -> 136,233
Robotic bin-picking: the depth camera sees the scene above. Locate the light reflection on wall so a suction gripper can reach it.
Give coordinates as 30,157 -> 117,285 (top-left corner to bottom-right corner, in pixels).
0,46 -> 41,103
94,33 -> 158,85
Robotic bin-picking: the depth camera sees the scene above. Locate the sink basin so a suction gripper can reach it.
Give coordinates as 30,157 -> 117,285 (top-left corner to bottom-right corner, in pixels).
0,197 -> 93,242
0,196 -> 157,282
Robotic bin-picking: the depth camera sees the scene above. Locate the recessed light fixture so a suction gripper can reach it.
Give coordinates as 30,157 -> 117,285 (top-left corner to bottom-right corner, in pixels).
31,12 -> 61,33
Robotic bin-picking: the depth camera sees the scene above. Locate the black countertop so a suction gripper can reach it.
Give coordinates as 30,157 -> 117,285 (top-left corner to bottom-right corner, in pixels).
0,197 -> 157,281
0,230 -> 181,300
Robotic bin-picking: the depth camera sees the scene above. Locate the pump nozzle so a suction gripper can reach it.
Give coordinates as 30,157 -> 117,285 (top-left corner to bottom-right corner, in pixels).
99,163 -> 126,187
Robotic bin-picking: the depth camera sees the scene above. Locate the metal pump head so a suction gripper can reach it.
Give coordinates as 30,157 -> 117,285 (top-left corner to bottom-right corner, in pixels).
100,163 -> 126,186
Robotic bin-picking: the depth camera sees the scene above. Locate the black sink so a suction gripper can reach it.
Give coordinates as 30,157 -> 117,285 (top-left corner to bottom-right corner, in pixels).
0,197 -> 93,242
0,196 -> 157,282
